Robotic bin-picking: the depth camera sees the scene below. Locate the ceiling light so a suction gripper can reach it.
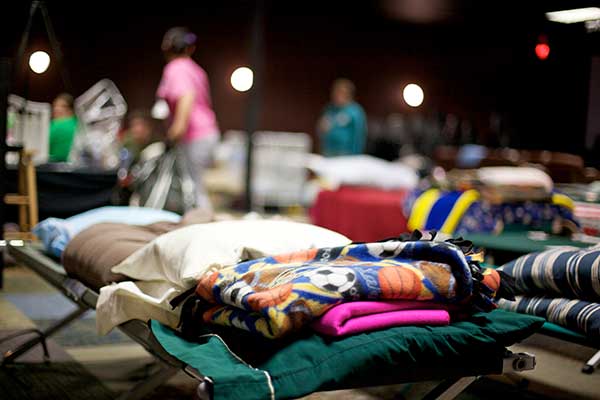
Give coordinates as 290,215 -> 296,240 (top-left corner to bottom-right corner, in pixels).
403,84 -> 424,107
231,67 -> 254,92
29,51 -> 50,74
545,7 -> 600,24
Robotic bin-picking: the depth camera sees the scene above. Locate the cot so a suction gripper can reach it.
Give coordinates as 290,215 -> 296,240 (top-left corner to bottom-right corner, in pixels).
4,242 -> 542,400
467,231 -> 600,374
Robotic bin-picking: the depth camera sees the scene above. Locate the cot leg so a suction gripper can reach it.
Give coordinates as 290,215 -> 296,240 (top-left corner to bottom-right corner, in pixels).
2,306 -> 87,364
196,380 -> 213,400
115,363 -> 178,400
582,350 -> 600,374
422,376 -> 478,400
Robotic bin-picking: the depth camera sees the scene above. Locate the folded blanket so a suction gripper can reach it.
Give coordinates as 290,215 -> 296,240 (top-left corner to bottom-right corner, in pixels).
497,296 -> 600,340
181,240 -> 506,339
311,301 -> 450,336
499,244 -> 600,302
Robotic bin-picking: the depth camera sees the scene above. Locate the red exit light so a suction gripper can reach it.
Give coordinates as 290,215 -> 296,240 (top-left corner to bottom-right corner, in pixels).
535,43 -> 550,60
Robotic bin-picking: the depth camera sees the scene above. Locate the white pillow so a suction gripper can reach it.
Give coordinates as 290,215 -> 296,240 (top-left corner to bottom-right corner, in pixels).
111,220 -> 351,288
477,167 -> 553,193
306,154 -> 419,190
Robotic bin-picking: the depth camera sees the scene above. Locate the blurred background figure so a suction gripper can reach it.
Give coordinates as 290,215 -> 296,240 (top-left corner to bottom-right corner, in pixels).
49,93 -> 78,162
317,78 -> 367,157
119,110 -> 158,166
156,26 -> 220,210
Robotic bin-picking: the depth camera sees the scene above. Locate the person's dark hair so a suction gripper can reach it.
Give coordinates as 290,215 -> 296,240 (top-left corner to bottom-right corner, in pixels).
126,109 -> 155,132
54,93 -> 74,110
161,27 -> 197,55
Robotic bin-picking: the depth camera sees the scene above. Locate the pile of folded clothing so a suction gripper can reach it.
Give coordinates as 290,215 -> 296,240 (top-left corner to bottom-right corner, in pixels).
88,215 -> 516,340
169,234 -> 514,339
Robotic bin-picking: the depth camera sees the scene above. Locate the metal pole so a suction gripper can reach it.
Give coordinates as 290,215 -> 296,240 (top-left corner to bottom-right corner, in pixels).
39,1 -> 72,92
14,1 -> 39,82
0,58 -> 11,289
243,0 -> 265,212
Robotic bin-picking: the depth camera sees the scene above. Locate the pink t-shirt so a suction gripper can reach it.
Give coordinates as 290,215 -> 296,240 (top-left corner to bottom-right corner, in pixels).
156,57 -> 219,142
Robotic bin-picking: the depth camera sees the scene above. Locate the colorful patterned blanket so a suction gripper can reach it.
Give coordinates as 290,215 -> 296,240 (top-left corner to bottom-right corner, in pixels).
178,240 -> 508,339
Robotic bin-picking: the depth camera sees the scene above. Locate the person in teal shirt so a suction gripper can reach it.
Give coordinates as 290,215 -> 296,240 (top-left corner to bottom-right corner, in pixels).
49,93 -> 78,162
317,79 -> 367,157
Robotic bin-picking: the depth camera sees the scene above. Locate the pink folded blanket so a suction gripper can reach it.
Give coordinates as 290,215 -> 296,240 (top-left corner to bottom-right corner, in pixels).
311,301 -> 451,337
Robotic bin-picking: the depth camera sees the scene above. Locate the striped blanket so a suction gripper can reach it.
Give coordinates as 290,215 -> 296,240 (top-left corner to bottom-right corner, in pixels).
180,240 -> 508,339
500,245 -> 600,301
498,245 -> 600,339
497,296 -> 600,340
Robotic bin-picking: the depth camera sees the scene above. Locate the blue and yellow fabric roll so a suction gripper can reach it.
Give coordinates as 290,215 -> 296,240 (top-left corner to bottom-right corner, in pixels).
406,188 -> 577,236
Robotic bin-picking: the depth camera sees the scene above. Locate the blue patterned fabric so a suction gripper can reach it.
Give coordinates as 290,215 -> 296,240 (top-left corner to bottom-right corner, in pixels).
499,245 -> 600,301
497,245 -> 600,339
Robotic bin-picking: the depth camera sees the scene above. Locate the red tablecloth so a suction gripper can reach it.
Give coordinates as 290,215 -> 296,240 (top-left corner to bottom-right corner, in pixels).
310,186 -> 409,242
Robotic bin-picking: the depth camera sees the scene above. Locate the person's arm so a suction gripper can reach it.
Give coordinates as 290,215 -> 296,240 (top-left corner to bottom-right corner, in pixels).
317,106 -> 332,136
167,91 -> 195,142
352,106 -> 367,154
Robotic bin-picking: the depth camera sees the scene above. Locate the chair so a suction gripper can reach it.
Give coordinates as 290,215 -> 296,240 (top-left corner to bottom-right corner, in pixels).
432,145 -> 459,170
546,152 -> 585,183
3,146 -> 38,240
479,148 -> 521,167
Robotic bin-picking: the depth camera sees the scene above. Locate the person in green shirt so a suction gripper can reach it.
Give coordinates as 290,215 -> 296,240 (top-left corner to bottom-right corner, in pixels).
49,93 -> 78,162
317,79 -> 367,157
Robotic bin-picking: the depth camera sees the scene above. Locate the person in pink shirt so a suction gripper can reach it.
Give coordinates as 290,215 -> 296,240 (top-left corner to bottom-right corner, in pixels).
157,27 -> 220,210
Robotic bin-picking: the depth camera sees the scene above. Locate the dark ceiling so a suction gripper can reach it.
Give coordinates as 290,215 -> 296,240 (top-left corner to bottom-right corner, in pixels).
1,0 -> 599,160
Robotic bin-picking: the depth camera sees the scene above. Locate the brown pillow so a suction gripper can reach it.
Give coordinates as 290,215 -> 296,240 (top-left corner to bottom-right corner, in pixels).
62,222 -> 179,290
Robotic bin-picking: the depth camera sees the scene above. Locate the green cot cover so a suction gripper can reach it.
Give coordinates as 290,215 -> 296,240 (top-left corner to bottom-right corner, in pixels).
466,231 -> 590,254
150,310 -> 544,400
541,321 -> 588,343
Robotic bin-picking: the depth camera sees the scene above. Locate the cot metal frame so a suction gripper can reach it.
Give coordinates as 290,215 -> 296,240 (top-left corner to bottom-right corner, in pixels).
537,323 -> 600,374
4,243 -> 536,400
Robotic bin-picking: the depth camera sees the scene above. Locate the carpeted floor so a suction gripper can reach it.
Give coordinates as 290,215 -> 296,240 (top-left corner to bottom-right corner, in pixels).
4,292 -> 131,346
0,362 -> 115,400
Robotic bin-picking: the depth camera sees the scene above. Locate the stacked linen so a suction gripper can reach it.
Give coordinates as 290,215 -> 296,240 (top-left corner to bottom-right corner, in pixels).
177,238 -> 511,339
311,301 -> 450,337
497,245 -> 600,340
95,220 -> 352,334
405,167 -> 578,236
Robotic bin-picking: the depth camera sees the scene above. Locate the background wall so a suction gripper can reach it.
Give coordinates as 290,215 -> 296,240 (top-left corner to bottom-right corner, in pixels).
1,1 -> 598,162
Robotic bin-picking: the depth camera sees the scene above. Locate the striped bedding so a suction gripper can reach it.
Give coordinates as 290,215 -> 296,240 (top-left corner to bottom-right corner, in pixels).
500,245 -> 600,301
497,296 -> 600,340
498,245 -> 600,339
